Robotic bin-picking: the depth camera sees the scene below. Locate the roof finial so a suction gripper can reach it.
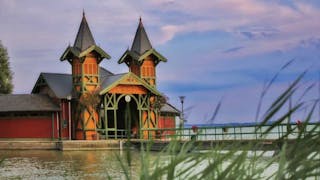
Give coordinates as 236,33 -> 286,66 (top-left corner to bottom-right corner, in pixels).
83,9 -> 85,17
139,16 -> 142,23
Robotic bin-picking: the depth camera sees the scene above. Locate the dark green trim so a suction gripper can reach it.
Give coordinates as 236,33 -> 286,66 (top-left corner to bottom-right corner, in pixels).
138,48 -> 167,63
60,46 -> 80,61
118,48 -> 166,65
118,50 -> 139,64
60,45 -> 111,62
101,93 -> 150,139
79,45 -> 111,61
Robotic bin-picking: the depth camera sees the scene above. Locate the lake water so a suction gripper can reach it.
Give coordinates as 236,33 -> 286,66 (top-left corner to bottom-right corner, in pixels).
0,150 -> 144,179
0,149 -> 280,179
1,149 -> 320,179
1,124 -> 319,179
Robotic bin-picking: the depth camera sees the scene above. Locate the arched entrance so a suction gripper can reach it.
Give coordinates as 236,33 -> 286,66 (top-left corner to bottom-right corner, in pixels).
100,93 -> 160,139
101,93 -> 142,139
116,95 -> 139,138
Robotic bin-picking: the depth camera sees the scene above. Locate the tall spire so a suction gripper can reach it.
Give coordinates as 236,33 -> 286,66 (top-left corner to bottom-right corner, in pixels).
131,17 -> 152,55
73,11 -> 96,51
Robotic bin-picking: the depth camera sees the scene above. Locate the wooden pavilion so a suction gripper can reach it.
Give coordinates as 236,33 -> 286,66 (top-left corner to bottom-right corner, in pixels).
26,13 -> 179,140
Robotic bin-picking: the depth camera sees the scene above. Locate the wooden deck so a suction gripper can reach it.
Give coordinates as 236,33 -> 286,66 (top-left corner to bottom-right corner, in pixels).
0,140 -> 58,150
56,140 -> 124,151
130,139 -> 298,151
0,138 -> 317,151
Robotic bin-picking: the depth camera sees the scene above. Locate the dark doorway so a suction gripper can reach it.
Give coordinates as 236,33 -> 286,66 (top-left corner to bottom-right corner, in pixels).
116,96 -> 139,138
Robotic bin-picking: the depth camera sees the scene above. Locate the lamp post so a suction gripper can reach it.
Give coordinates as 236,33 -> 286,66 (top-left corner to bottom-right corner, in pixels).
67,95 -> 72,140
179,96 -> 185,138
125,95 -> 131,139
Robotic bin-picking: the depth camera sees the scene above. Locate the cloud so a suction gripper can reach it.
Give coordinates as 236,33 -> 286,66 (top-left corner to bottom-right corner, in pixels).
1,0 -> 319,124
236,27 -> 280,40
149,1 -> 320,57
224,46 -> 245,53
299,38 -> 320,49
159,25 -> 181,44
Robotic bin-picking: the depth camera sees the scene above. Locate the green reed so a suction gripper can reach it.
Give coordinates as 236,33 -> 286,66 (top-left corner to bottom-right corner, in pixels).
116,69 -> 320,180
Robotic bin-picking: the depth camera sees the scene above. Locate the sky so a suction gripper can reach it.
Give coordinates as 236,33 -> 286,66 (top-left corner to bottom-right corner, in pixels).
0,0 -> 320,124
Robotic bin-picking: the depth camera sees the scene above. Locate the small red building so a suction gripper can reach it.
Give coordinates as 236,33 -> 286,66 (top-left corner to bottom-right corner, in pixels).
159,103 -> 180,138
0,94 -> 60,139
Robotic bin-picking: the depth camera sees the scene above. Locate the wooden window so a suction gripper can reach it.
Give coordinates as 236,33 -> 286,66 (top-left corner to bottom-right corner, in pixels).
148,67 -> 151,76
73,63 -> 81,75
89,64 -> 92,74
143,67 -> 146,77
93,64 -> 97,74
83,63 -> 98,74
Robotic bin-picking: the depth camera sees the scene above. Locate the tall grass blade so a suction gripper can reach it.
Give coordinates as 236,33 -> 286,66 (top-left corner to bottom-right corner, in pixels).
255,59 -> 295,122
208,98 -> 223,124
115,153 -> 131,180
257,72 -> 305,131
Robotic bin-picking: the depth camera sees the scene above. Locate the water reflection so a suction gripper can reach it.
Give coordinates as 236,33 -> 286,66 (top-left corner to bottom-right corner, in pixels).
0,149 -> 283,179
0,150 -> 142,179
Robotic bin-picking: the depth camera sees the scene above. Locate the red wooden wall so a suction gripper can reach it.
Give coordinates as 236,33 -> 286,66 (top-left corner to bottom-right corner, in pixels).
60,101 -> 71,139
158,114 -> 176,138
0,113 -> 59,139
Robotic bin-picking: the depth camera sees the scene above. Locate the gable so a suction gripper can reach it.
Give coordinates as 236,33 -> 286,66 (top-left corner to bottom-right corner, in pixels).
108,84 -> 148,94
32,74 -> 56,98
99,72 -> 160,95
32,73 -> 72,99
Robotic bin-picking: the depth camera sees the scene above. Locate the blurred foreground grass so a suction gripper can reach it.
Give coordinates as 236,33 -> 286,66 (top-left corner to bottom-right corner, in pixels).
118,70 -> 320,179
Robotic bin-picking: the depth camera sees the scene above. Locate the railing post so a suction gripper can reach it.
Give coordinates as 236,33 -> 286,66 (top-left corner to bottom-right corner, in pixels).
204,128 -> 207,140
222,127 -> 225,140
255,127 -> 258,140
214,127 -> 217,140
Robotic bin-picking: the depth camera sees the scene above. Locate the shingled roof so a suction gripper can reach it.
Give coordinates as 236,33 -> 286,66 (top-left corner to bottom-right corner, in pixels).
32,67 -> 113,99
60,12 -> 111,62
118,18 -> 167,65
39,73 -> 72,99
74,12 -> 96,51
160,103 -> 180,115
0,94 -> 60,112
131,17 -> 152,55
100,73 -> 126,92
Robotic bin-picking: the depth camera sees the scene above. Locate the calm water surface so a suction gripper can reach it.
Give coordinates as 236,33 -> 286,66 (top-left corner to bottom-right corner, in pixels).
0,149 -> 281,179
0,150 -> 145,179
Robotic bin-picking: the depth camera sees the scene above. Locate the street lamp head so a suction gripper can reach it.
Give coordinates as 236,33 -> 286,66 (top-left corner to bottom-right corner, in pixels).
179,96 -> 185,104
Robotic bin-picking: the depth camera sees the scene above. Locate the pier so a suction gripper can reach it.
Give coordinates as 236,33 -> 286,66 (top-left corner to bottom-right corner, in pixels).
0,122 -> 318,151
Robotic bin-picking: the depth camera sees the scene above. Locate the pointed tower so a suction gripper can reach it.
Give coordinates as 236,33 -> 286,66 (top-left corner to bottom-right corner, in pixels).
60,12 -> 111,140
118,18 -> 167,87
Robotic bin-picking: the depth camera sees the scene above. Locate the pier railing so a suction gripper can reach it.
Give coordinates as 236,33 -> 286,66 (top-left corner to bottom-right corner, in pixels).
97,122 -> 320,140
140,122 -> 320,141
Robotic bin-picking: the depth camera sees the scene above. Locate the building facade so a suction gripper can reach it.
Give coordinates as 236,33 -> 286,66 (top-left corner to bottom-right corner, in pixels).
0,13 -> 179,140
